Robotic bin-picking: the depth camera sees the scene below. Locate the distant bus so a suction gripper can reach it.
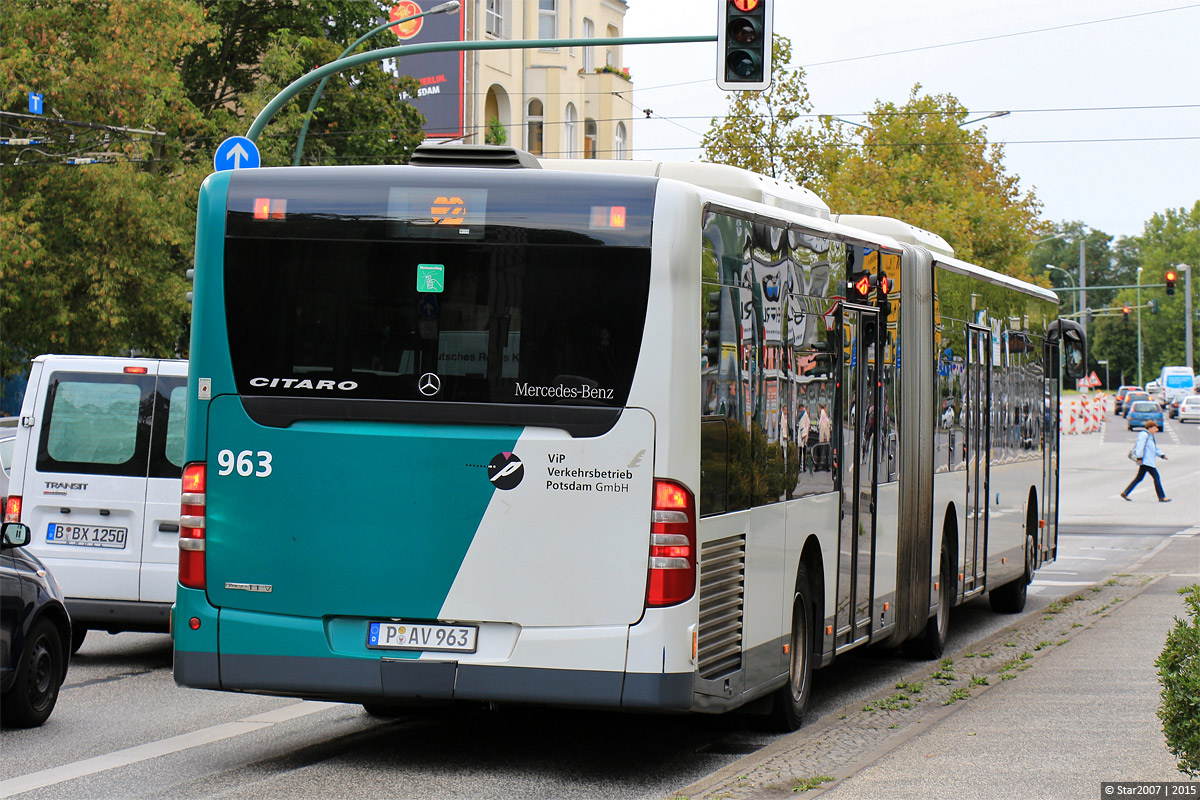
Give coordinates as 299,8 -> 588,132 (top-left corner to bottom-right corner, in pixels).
172,145 -> 1085,730
1158,366 -> 1196,402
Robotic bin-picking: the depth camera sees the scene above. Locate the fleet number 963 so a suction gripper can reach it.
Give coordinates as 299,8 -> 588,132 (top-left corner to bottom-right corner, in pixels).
216,449 -> 273,477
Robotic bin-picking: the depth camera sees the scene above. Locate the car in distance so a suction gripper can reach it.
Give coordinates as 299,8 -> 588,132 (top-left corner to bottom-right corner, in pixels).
1126,401 -> 1164,431
1120,390 -> 1151,417
1178,395 -> 1200,424
1114,385 -> 1140,414
1,521 -> 71,728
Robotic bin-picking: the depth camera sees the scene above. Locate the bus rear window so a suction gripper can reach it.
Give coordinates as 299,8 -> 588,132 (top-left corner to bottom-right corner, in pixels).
223,237 -> 651,413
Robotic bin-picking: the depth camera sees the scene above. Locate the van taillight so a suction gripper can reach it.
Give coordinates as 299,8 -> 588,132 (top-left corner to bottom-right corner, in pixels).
646,479 -> 696,607
179,462 -> 206,589
3,495 -> 21,523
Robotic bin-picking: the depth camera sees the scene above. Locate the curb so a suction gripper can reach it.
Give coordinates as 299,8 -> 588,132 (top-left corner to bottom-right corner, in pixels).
669,568 -> 1169,800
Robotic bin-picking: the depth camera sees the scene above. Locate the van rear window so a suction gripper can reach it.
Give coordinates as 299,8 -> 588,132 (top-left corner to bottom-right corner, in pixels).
36,372 -> 186,479
38,373 -> 152,477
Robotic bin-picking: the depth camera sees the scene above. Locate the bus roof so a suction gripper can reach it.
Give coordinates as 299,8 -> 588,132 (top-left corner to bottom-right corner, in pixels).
540,158 -> 832,222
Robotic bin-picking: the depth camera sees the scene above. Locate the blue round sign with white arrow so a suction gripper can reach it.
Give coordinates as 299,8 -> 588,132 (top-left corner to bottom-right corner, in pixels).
214,136 -> 261,172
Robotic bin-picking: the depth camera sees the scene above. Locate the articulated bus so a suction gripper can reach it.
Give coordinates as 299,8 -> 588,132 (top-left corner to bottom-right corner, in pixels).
173,145 -> 1085,729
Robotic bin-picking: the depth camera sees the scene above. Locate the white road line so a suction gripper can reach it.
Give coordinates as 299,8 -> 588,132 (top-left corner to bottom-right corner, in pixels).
1055,556 -> 1107,561
1031,579 -> 1098,587
0,701 -> 339,798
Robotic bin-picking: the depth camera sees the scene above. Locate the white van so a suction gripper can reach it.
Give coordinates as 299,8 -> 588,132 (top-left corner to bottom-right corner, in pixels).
3,355 -> 186,651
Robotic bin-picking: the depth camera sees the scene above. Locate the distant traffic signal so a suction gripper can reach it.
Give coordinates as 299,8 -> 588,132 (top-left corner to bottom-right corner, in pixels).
1149,298 -> 1159,315
1165,270 -> 1177,295
717,0 -> 773,91
1123,304 -> 1131,323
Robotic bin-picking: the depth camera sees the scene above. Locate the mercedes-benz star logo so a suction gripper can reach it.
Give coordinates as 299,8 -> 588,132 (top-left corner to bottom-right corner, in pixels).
418,372 -> 441,396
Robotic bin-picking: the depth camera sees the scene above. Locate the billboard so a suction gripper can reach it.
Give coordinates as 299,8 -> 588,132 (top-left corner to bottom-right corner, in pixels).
385,2 -> 465,139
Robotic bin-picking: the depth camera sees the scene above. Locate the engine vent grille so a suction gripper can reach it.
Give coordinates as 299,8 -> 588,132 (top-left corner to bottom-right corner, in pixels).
697,534 -> 746,679
409,143 -> 542,169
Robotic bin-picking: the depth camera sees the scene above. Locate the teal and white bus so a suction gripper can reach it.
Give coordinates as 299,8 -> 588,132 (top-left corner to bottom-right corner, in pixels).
173,145 -> 1085,729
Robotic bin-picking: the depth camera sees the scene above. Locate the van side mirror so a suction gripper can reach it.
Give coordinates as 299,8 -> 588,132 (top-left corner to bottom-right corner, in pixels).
1,522 -> 31,548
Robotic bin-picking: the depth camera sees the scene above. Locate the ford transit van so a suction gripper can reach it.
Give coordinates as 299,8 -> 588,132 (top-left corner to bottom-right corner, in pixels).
3,355 -> 186,651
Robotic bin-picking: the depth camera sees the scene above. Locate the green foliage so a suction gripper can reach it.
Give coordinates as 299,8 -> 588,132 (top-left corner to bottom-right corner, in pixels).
1157,585 -> 1200,776
702,73 -> 1042,280
701,36 -> 846,186
485,116 -> 508,146
820,86 -> 1042,281
1089,201 -> 1200,385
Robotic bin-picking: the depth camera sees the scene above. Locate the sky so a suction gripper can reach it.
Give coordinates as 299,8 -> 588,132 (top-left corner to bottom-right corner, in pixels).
622,0 -> 1200,241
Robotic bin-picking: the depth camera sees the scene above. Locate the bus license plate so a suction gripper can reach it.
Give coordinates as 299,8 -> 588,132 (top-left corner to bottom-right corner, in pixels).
367,621 -> 478,653
46,523 -> 128,549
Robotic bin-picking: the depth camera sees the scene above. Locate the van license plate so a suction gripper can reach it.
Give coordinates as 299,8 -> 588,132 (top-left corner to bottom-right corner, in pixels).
46,523 -> 128,549
367,621 -> 478,653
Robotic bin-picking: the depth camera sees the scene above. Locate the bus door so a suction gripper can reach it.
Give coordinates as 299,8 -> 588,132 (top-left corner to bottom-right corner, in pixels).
963,325 -> 992,597
1042,340 -> 1061,567
836,306 -> 880,647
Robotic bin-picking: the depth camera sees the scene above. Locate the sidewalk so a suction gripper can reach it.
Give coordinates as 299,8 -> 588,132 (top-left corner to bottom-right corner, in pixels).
671,531 -> 1200,799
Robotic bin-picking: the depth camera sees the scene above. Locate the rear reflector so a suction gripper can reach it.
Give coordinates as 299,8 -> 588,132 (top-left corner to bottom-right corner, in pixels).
123,366 -> 149,374
179,463 -> 207,589
646,479 -> 696,607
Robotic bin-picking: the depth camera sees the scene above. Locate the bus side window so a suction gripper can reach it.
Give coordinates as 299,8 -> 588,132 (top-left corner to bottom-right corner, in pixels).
699,419 -> 729,517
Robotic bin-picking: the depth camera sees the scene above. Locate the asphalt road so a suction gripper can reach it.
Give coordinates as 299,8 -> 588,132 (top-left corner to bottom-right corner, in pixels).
1,411 -> 1194,800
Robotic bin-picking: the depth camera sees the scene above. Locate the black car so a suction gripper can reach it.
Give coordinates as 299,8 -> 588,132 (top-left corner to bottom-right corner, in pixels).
1,522 -> 71,727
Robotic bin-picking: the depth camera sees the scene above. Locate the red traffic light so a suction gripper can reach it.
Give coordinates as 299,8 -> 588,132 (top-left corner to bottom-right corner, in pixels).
1166,270 -> 1177,282
731,0 -> 761,10
1166,270 -> 1177,295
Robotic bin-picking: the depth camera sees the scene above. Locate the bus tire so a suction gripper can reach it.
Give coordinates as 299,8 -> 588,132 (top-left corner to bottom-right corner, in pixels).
767,565 -> 814,732
904,542 -> 951,660
990,514 -> 1036,614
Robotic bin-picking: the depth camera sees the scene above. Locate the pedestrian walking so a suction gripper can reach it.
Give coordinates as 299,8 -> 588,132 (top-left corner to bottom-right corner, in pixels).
1121,420 -> 1170,502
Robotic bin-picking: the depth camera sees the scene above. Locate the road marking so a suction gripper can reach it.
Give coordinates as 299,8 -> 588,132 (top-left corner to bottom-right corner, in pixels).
1031,579 -> 1097,586
0,701 -> 339,798
1055,555 -> 1106,561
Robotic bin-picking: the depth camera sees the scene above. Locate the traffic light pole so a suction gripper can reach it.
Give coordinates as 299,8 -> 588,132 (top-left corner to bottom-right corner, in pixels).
1182,264 -> 1194,371
246,35 -> 716,144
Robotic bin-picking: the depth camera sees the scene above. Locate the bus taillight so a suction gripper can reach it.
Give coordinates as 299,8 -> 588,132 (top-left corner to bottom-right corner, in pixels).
179,462 -> 207,589
647,479 -> 697,607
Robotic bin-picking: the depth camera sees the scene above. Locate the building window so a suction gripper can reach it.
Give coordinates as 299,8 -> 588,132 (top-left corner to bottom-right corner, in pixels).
564,102 -> 578,158
606,24 -> 619,67
485,0 -> 504,38
527,99 -> 544,156
539,0 -> 556,41
614,122 -> 627,159
584,119 -> 597,159
582,18 -> 594,72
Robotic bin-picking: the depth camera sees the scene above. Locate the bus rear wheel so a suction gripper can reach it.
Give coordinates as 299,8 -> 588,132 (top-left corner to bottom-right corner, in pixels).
904,542 -> 951,660
768,565 -> 814,732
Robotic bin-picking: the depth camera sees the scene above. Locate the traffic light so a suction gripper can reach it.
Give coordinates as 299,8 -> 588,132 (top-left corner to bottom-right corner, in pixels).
705,291 -> 723,370
717,0 -> 773,91
1149,298 -> 1159,315
847,271 -> 871,302
1123,304 -> 1131,323
1165,270 -> 1177,295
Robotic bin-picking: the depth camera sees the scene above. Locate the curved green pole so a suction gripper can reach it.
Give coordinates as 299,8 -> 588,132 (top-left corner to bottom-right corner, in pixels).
293,5 -> 458,166
248,35 -> 716,146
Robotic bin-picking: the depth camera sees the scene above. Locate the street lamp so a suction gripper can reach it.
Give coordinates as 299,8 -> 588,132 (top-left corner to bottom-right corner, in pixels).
959,110 -> 1010,127
1136,267 -> 1144,386
293,0 -> 461,165
1043,263 -> 1077,317
1178,263 -> 1194,372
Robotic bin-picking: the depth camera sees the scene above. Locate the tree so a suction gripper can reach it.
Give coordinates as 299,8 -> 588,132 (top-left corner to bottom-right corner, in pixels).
1026,221 -> 1133,317
700,36 -> 848,188
820,86 -> 1042,280
702,72 -> 1042,280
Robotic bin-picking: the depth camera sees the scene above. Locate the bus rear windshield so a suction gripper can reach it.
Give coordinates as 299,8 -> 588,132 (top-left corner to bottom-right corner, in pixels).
222,170 -> 653,427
